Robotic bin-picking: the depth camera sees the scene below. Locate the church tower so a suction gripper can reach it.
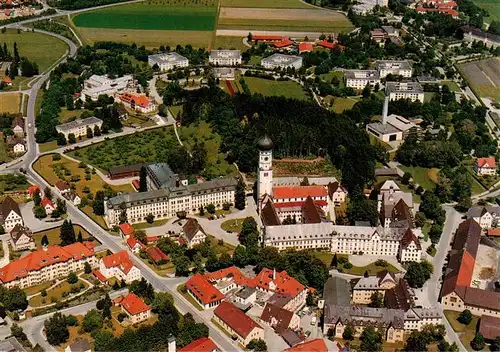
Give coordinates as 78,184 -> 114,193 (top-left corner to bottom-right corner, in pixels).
257,135 -> 273,210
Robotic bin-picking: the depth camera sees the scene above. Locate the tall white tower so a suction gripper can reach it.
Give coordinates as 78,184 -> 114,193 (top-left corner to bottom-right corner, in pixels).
257,135 -> 274,210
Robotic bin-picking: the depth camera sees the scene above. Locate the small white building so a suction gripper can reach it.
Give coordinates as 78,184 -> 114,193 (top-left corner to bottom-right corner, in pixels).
261,54 -> 303,70
148,52 -> 189,71
181,218 -> 207,248
344,70 -> 381,90
467,205 -> 500,229
386,82 -> 424,102
98,250 -> 141,284
209,50 -> 242,66
120,292 -> 151,324
0,197 -> 24,232
55,117 -> 103,139
10,224 -> 35,251
474,157 -> 496,176
233,287 -> 257,307
81,74 -> 135,102
376,60 -> 413,78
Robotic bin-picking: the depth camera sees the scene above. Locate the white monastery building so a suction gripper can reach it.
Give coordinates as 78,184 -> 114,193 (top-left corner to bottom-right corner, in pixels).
148,52 -> 189,71
261,54 -> 303,70
209,50 -> 242,66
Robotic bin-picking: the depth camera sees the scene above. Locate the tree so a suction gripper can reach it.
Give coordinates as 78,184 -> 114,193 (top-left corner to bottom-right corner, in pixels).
331,253 -> 338,267
362,83 -> 371,99
86,126 -> 93,139
490,337 -> 500,352
306,292 -> 314,306
119,209 -> 128,224
369,291 -> 384,308
102,293 -> 112,320
84,262 -> 92,274
57,133 -> 67,146
41,234 -> 49,247
83,309 -> 103,332
0,225 -> 4,235
343,326 -> 354,341
77,231 -> 83,243
246,338 -> 267,351
404,261 -> 433,288
93,191 -> 105,215
68,133 -> 76,144
206,203 -> 216,214
134,230 -> 148,245
438,340 -> 459,352
44,312 -> 69,345
347,188 -> 379,226
44,186 -> 53,200
173,255 -> 190,276
457,309 -> 472,325
0,286 -> 28,311
33,190 -> 41,206
67,272 -> 78,284
56,198 -> 66,214
34,206 -> 46,219
94,125 -> 101,137
60,220 -> 76,245
232,245 -> 248,267
404,331 -> 429,352
199,206 -> 204,216
145,213 -> 154,224
239,217 -> 259,246
401,172 -> 411,185
360,327 -> 382,352
234,179 -> 246,210
300,176 -> 310,186
470,332 -> 485,351
139,166 -> 148,192
10,323 -> 26,341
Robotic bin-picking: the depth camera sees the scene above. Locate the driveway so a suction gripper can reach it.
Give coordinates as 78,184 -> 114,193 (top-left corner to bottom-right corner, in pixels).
20,202 -> 63,232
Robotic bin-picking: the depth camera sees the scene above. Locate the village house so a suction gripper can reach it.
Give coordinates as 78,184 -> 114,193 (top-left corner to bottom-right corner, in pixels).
55,117 -> 103,139
213,301 -> 265,347
327,182 -> 348,206
126,236 -> 146,254
467,205 -> 500,230
98,250 -> 141,284
0,243 -> 97,289
65,192 -> 81,206
474,157 -> 496,176
119,93 -> 156,114
6,136 -> 25,154
181,218 -> 207,248
56,180 -> 71,194
120,292 -> 152,324
284,339 -> 327,352
11,116 -> 24,137
260,302 -> 300,332
27,185 -> 41,199
9,224 -> 35,251
185,273 -> 225,310
41,197 -> 55,215
178,337 -> 218,352
0,196 -> 24,232
146,247 -> 169,265
119,222 -> 135,238
378,180 -> 414,229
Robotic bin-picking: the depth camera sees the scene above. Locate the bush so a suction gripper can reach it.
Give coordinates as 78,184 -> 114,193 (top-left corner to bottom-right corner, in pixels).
375,259 -> 388,267
457,309 -> 472,325
41,289 -> 47,297
343,262 -> 353,269
52,154 -> 61,161
117,312 -> 127,322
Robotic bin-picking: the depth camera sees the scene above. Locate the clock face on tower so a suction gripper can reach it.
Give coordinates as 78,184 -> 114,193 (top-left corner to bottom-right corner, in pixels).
264,157 -> 269,161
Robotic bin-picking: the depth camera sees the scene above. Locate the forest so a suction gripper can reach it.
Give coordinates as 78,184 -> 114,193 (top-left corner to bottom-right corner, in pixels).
180,86 -> 377,191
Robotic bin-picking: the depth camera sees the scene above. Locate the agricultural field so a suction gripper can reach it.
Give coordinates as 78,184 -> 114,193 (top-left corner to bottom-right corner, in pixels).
213,36 -> 248,51
473,0 -> 500,23
243,77 -> 310,101
72,0 -> 216,48
0,93 -> 21,114
399,166 -> 439,190
220,0 -> 312,8
459,58 -> 500,102
0,29 -> 68,71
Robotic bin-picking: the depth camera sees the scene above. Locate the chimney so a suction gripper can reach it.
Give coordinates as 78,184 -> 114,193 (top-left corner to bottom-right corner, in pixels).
167,335 -> 176,352
382,96 -> 389,125
273,268 -> 276,280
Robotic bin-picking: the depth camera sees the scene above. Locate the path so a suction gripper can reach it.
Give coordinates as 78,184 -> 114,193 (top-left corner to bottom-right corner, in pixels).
0,239 -> 10,267
216,29 -> 328,39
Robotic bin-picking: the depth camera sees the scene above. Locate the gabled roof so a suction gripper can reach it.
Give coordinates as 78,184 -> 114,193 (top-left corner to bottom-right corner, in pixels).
479,315 -> 500,340
186,273 -> 225,305
67,339 -> 91,352
121,292 -> 151,315
260,200 -> 281,226
204,266 -> 252,287
298,42 -> 313,53
261,303 -> 295,332
272,185 -> 327,200
101,250 -> 135,274
10,225 -> 33,244
41,197 -> 55,209
253,268 -> 305,297
28,185 -> 40,198
120,93 -> 153,108
119,222 -> 134,236
11,116 -> 24,129
146,247 -> 169,263
0,196 -> 21,221
327,181 -> 347,199
452,219 -> 481,258
214,301 -> 262,339
400,228 -> 421,250
182,218 -> 206,242
55,180 -> 70,191
284,339 -> 327,352
301,196 -> 324,224
476,157 -> 496,168
126,236 -> 146,250
179,337 -> 218,352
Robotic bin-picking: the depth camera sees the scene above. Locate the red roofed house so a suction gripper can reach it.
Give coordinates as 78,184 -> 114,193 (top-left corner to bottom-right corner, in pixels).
474,157 -> 496,176
213,301 -> 264,347
298,42 -> 313,54
181,218 -> 207,248
3,76 -> 12,86
146,247 -> 169,264
41,198 -> 56,215
119,222 -> 135,238
179,337 -> 218,352
92,269 -> 108,284
55,180 -> 71,194
27,185 -> 41,199
126,236 -> 146,254
284,338 -> 327,352
119,93 -> 156,114
252,35 -> 283,42
272,185 -> 328,204
120,292 -> 151,324
185,273 -> 225,310
0,243 -> 97,289
274,37 -> 294,49
98,250 -> 141,284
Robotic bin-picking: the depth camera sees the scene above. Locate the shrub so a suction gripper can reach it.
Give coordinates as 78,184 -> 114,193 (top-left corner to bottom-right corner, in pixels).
343,262 -> 353,269
457,309 -> 472,325
375,259 -> 388,267
41,289 -> 47,297
117,312 -> 127,322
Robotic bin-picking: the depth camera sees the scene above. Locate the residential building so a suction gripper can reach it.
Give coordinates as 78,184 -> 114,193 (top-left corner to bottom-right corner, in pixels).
381,25 -> 398,37
104,163 -> 237,227
81,74 -> 134,101
344,70 -> 381,90
462,26 -> 500,48
319,276 -> 351,309
260,302 -> 300,332
120,292 -> 151,324
370,29 -> 386,45
0,243 -> 97,288
233,287 -> 257,307
213,301 -> 264,347
119,222 -> 135,238
261,54 -> 303,70
474,157 -> 496,176
98,250 -> 141,284
64,339 -> 91,352
9,224 -> 35,251
185,273 -> 225,310
378,180 -> 414,229
56,180 -> 71,194
181,218 -> 207,248
209,50 -> 242,66
284,339 -> 327,352
65,192 -> 81,206
386,82 -> 424,102
126,236 -> 146,253
440,219 -> 500,317
148,52 -> 189,71
41,197 -> 55,215
55,117 -> 103,139
27,185 -> 40,199
399,228 -> 422,262
179,337 -> 218,352
351,270 -> 397,304
11,116 -> 24,137
146,247 -> 169,264
467,205 -> 500,229
119,93 -> 156,114
0,196 -> 23,232
375,60 -> 412,78
327,182 -> 348,206
6,136 -> 25,154
298,42 -> 313,54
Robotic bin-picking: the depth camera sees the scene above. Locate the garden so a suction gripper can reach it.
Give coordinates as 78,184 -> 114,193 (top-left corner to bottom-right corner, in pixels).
28,277 -> 89,307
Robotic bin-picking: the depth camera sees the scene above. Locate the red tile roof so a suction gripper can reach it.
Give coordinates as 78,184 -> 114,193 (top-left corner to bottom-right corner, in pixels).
284,339 -> 327,352
121,292 -> 151,315
28,185 -> 40,198
132,179 -> 140,190
273,200 -> 328,209
179,337 -> 218,352
214,301 -> 262,339
204,266 -> 253,287
298,42 -> 313,53
147,236 -> 159,243
55,180 -> 70,191
41,197 -> 55,209
252,35 -> 283,41
476,157 -> 496,168
254,268 -> 306,297
119,223 -> 134,236
101,250 -> 135,274
487,228 -> 500,236
92,269 -> 108,283
3,76 -> 12,84
127,236 -> 146,250
456,251 -> 475,287
186,273 -> 225,305
146,247 -> 169,263
274,38 -> 294,48
272,185 -> 327,200
0,243 -> 95,284
120,93 -> 153,109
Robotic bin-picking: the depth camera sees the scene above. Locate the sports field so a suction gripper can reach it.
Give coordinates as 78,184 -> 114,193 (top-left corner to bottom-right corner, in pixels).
220,0 -> 312,8
244,77 -> 310,101
0,29 -> 68,71
473,0 -> 500,23
0,93 -> 21,114
459,58 -> 500,102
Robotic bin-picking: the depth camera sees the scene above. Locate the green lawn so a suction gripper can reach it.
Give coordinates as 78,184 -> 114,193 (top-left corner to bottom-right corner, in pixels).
28,279 -> 89,307
319,71 -> 344,85
220,218 -> 246,233
473,0 -> 500,23
73,0 -> 217,31
0,174 -> 30,194
0,29 -> 68,71
399,166 -> 439,190
23,281 -> 54,296
213,36 -> 248,51
340,260 -> 400,276
132,219 -> 170,230
442,80 -> 460,92
169,105 -> 183,118
244,77 -> 309,101
325,96 -> 359,113
217,18 -> 354,33
32,224 -> 95,249
311,251 -> 333,267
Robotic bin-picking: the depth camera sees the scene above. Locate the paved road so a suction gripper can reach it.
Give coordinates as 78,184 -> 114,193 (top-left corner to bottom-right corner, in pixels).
216,29 -> 329,39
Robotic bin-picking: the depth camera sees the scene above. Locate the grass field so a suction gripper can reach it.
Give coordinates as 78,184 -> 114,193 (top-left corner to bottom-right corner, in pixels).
0,93 -> 21,114
341,260 -> 400,276
244,77 -> 309,101
220,218 -> 245,233
213,36 -> 248,51
29,279 -> 89,307
459,58 -> 500,102
32,224 -> 94,248
220,0 -> 312,8
0,29 -> 68,71
474,0 -> 500,23
33,154 -> 134,195
217,18 -> 354,33
444,310 -> 481,349
399,166 -> 439,190
325,96 -> 359,113
0,139 -> 10,164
